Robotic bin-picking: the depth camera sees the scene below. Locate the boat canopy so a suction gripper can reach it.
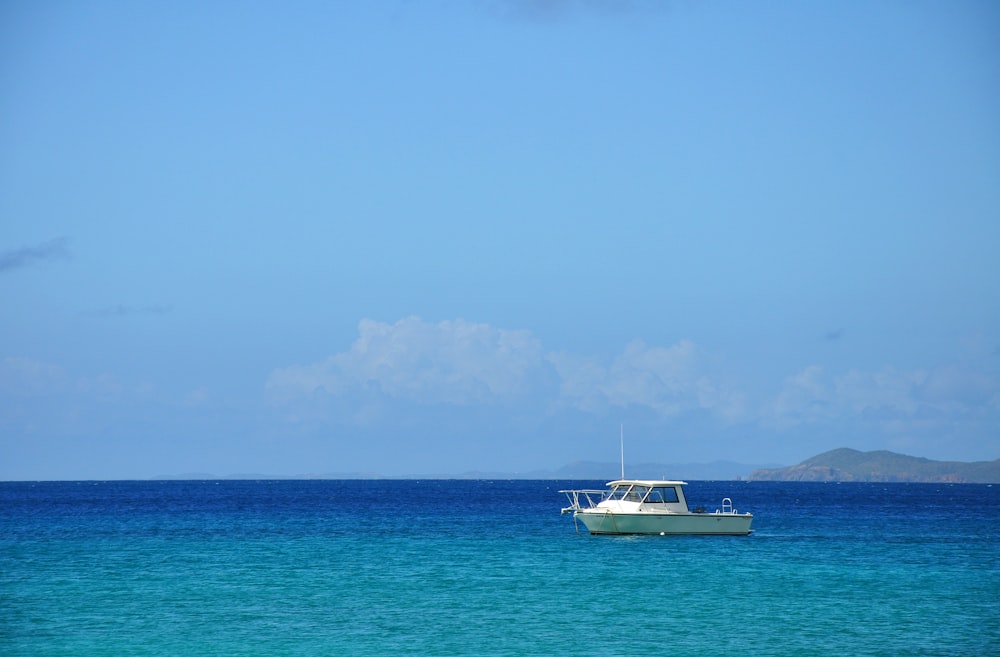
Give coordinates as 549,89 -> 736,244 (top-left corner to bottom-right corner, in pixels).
604,481 -> 686,504
605,479 -> 687,487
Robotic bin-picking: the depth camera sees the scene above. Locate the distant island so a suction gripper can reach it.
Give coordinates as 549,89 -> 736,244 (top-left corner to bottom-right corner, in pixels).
749,448 -> 1000,483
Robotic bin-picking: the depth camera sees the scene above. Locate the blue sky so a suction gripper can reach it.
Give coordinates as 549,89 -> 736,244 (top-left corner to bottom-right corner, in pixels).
2,1 -> 998,479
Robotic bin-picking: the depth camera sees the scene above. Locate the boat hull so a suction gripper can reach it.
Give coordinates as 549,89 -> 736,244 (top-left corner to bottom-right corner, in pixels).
576,510 -> 752,535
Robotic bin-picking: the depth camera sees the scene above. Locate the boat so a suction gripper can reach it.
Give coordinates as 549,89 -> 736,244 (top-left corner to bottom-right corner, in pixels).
560,479 -> 753,535
561,427 -> 753,535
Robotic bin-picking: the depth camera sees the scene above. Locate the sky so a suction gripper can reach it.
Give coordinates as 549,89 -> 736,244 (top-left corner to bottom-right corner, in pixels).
2,0 -> 999,479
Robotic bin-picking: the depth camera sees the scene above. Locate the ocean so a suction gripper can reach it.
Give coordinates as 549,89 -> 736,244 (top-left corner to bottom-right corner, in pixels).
2,480 -> 998,656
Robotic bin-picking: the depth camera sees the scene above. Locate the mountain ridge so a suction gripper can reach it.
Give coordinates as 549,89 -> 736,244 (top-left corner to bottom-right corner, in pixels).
749,448 -> 1000,483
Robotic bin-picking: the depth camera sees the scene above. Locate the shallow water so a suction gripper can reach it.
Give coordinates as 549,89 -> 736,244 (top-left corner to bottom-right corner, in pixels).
2,480 -> 998,656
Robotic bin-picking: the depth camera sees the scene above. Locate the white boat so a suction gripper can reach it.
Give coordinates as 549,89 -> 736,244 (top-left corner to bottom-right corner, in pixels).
560,479 -> 753,535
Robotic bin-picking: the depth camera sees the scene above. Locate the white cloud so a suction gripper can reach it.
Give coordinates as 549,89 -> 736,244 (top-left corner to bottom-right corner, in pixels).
767,364 -> 1000,434
270,321 -> 745,424
918,365 -> 997,411
545,351 -> 609,413
605,339 -> 699,412
550,339 -> 742,419
834,367 -> 925,416
266,317 -> 998,452
765,365 -> 831,429
266,316 -> 547,405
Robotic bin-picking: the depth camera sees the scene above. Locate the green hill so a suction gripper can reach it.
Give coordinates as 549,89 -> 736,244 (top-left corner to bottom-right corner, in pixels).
749,448 -> 1000,483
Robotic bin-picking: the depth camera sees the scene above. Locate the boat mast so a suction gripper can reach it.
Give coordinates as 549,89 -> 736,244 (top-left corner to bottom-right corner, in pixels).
620,424 -> 625,480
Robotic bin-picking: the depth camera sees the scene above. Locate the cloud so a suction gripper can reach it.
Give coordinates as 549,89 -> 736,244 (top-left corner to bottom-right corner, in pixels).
550,339 -> 743,419
0,238 -> 69,273
266,316 -> 999,456
267,316 -> 547,405
764,365 -> 831,429
767,364 -> 1000,432
834,367 -> 925,416
270,318 -> 745,424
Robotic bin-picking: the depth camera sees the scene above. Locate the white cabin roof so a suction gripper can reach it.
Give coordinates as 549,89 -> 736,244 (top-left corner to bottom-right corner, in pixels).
606,479 -> 688,487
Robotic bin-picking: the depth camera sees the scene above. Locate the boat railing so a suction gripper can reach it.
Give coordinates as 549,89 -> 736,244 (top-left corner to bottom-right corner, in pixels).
717,497 -> 737,515
559,489 -> 607,514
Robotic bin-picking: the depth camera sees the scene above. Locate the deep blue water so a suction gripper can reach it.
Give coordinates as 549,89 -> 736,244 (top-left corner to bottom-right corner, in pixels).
2,480 -> 998,656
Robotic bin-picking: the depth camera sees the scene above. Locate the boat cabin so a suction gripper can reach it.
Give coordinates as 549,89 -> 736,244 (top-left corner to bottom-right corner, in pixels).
598,480 -> 690,513
560,477 -> 752,534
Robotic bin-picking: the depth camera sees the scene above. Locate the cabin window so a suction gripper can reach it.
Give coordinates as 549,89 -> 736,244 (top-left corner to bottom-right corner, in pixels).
645,487 -> 680,504
608,485 -> 632,501
627,486 -> 648,502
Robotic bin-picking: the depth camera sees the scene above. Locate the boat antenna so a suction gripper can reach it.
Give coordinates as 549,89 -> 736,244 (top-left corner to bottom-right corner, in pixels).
620,424 -> 625,480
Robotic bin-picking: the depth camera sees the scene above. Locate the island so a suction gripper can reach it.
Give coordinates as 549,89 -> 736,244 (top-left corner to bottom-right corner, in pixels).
748,448 -> 1000,483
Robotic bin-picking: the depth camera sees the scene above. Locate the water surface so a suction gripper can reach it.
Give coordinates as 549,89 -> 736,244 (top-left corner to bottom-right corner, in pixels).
2,480 -> 997,655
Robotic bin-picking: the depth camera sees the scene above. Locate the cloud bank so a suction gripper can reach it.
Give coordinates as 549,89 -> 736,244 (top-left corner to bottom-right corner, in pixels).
267,317 -> 739,416
768,364 -> 1000,431
267,317 -> 547,405
267,317 -> 1000,458
267,317 -> 748,423
548,339 -> 745,420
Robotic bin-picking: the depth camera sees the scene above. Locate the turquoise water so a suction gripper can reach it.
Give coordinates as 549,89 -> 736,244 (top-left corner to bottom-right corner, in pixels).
2,480 -> 998,656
